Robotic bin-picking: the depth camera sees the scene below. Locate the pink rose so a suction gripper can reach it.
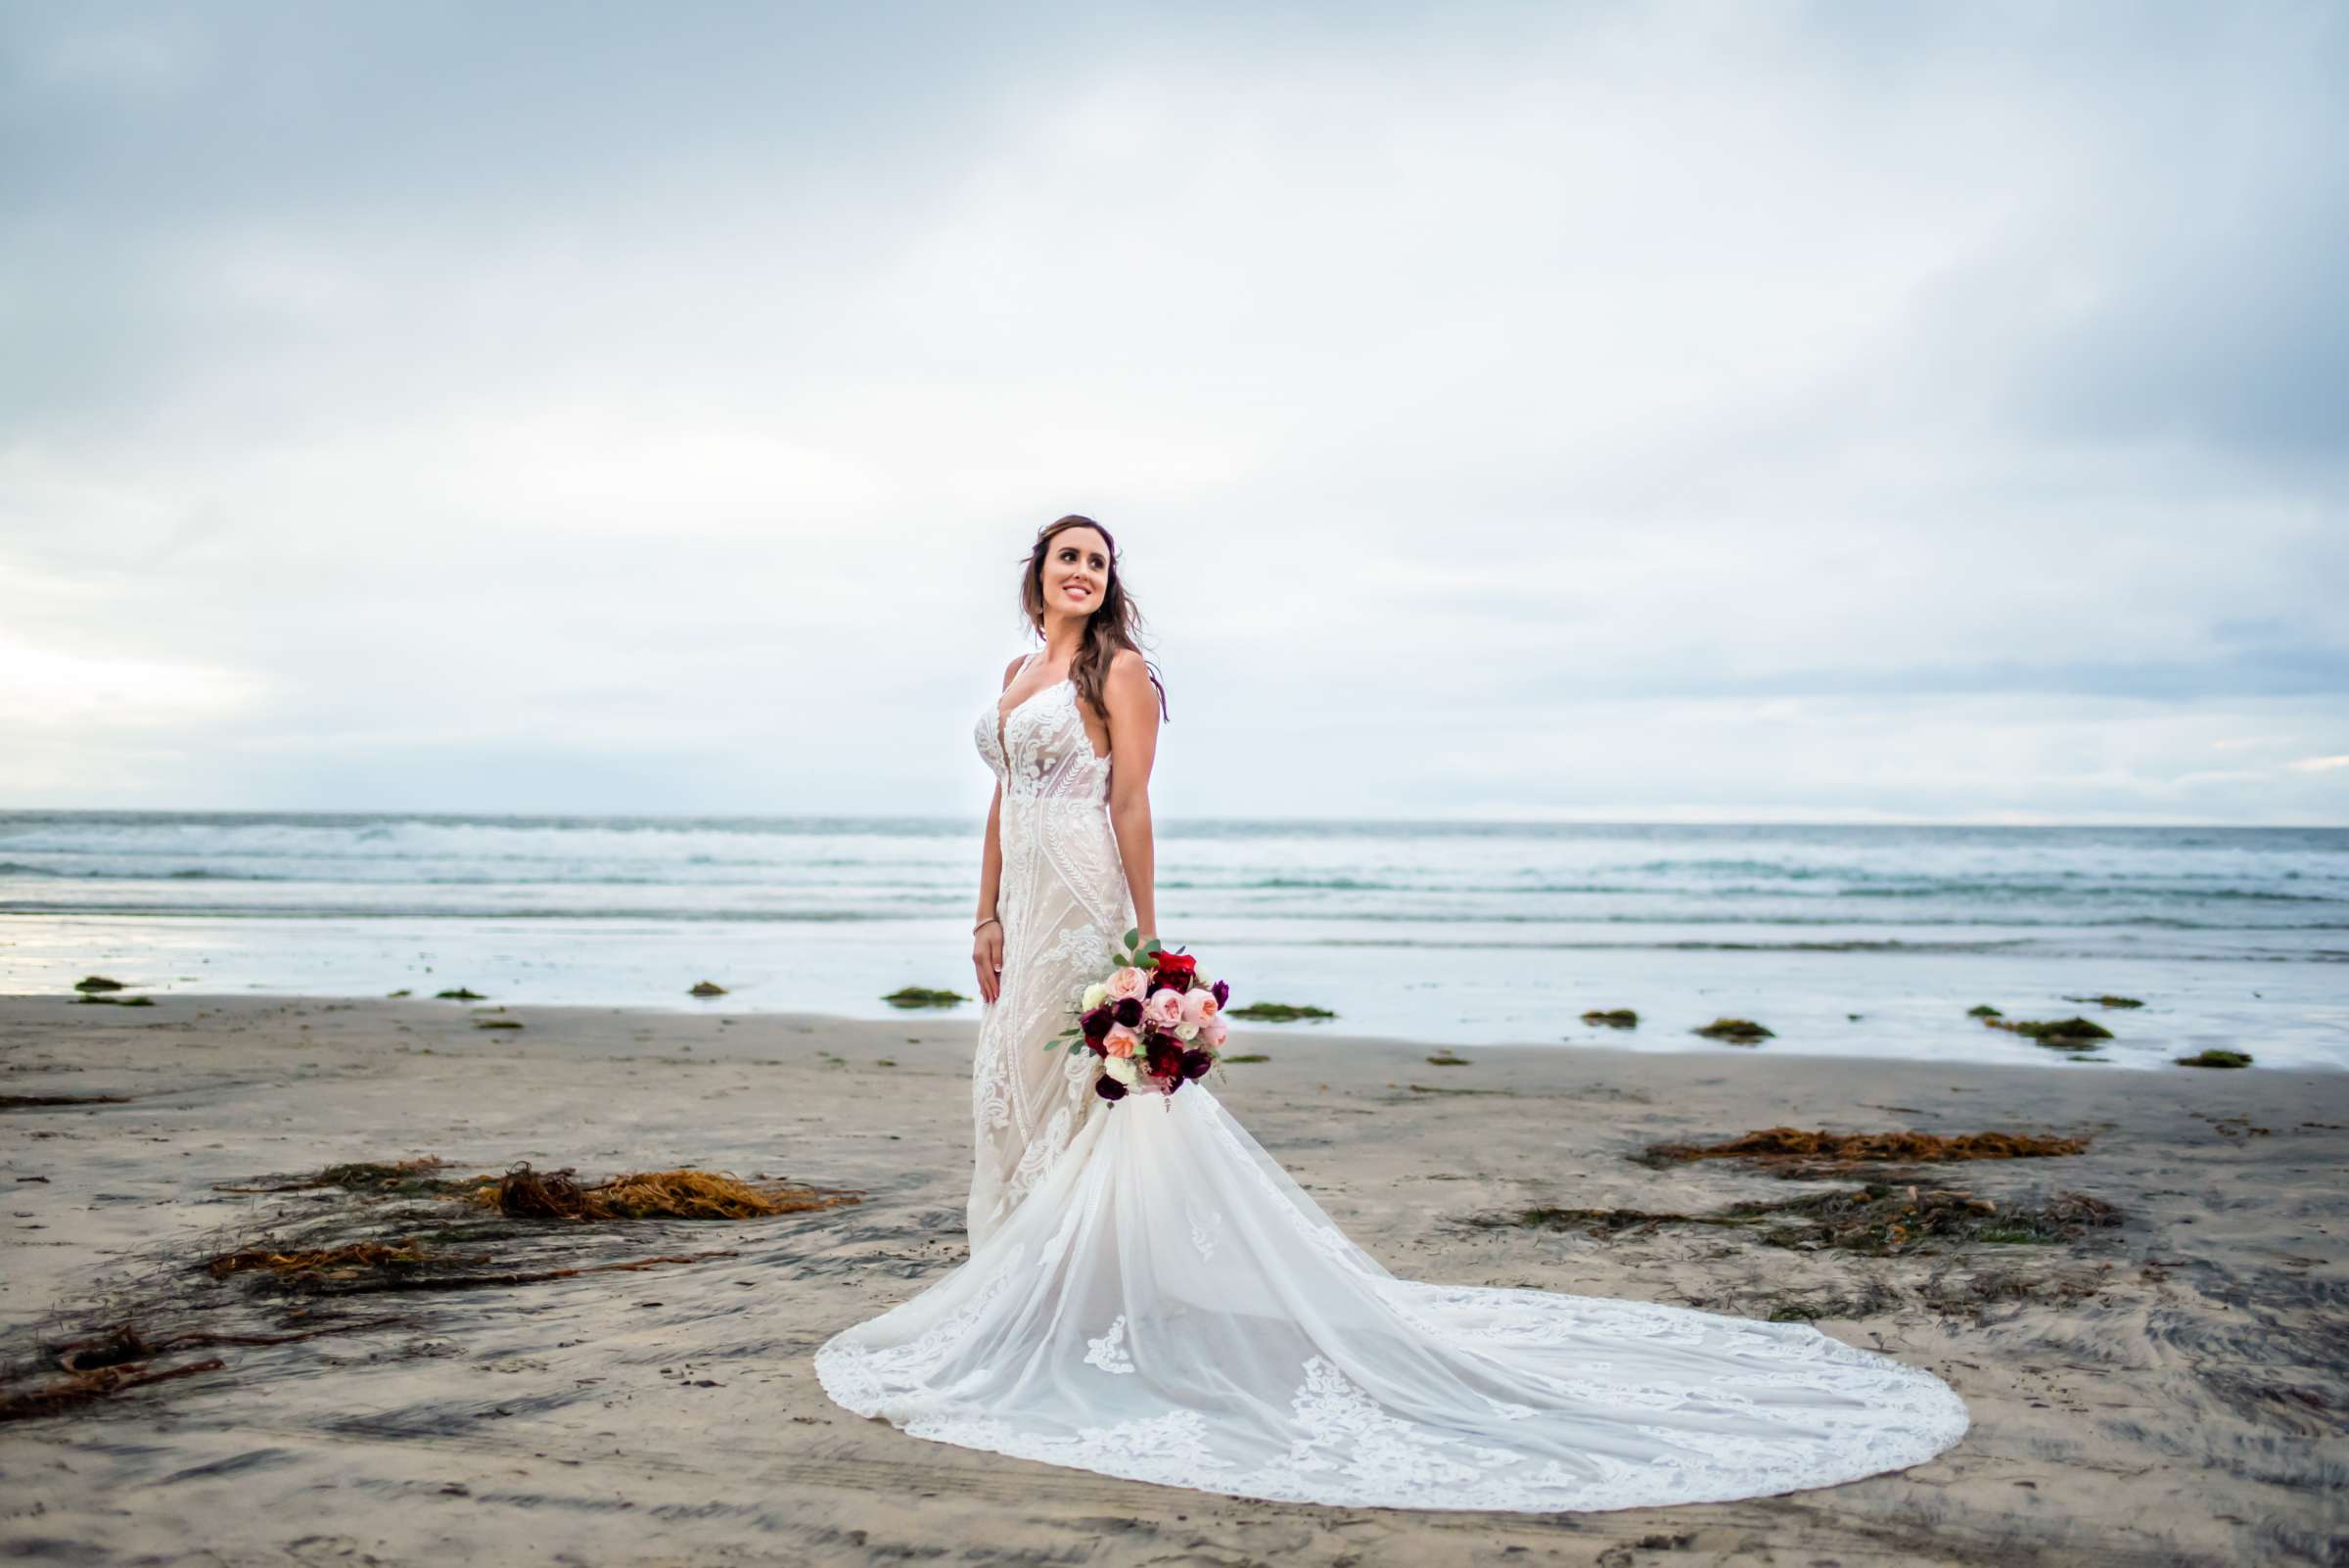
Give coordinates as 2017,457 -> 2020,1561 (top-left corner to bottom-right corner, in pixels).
1144,990 -> 1182,1029
1180,989 -> 1218,1027
1106,967 -> 1147,1001
1104,1025 -> 1139,1059
1201,1016 -> 1227,1049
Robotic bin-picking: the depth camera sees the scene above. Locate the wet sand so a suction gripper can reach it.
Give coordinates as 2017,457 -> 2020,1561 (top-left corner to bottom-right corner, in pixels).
2,993 -> 2343,1567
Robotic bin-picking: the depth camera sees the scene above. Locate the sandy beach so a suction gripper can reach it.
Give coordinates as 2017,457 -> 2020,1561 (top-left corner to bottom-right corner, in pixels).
2,992 -> 2343,1567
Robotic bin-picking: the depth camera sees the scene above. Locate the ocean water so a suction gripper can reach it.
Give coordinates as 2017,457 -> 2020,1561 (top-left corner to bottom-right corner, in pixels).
2,811 -> 2343,1069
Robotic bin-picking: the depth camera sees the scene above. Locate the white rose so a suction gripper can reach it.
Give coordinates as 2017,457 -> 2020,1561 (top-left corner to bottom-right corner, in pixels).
1174,1021 -> 1199,1041
1081,982 -> 1109,1011
1104,1054 -> 1140,1085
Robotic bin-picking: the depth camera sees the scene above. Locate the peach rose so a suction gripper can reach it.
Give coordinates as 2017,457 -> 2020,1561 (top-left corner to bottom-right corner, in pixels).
1179,989 -> 1218,1027
1201,1016 -> 1228,1049
1144,990 -> 1183,1029
1104,1025 -> 1139,1059
1106,967 -> 1148,1001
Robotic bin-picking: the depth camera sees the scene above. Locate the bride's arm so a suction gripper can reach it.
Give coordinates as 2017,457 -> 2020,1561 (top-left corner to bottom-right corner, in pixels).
971,655 -> 1027,1004
1102,650 -> 1162,941
972,778 -> 1005,1003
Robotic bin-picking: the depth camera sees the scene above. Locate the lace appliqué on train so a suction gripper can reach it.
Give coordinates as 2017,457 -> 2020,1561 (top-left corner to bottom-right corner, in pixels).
1083,1315 -> 1135,1375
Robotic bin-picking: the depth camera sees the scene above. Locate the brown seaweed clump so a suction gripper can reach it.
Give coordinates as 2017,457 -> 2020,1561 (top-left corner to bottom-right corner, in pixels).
2176,1049 -> 2253,1069
206,1239 -> 434,1284
1639,1126 -> 2091,1169
468,1160 -> 861,1222
1581,1008 -> 1638,1029
1692,1017 -> 1773,1042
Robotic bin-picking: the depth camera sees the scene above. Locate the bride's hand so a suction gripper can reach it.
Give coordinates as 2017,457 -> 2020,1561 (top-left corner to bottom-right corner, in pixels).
973,920 -> 1004,1005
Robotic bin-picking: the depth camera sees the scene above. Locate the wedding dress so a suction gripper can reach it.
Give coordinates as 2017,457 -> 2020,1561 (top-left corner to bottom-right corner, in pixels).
813,655 -> 1970,1511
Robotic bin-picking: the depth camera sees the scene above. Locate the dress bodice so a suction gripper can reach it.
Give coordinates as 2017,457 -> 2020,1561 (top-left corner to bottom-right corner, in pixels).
977,674 -> 1112,806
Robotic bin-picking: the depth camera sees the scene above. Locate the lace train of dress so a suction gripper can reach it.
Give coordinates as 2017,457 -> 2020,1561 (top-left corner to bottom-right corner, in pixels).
813,660 -> 1969,1511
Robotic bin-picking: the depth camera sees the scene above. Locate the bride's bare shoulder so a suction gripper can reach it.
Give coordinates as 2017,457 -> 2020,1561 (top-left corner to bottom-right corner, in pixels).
1001,654 -> 1029,689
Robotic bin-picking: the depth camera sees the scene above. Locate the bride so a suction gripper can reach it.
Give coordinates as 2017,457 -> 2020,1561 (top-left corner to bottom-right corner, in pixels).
814,516 -> 1969,1511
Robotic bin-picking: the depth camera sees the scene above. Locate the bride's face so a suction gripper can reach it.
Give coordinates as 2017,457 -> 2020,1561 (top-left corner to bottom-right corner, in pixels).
1042,529 -> 1111,619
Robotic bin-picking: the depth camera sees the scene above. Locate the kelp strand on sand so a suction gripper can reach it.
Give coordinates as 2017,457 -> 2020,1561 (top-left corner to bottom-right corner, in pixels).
0,1357 -> 226,1423
1488,1182 -> 2121,1257
1638,1126 -> 2091,1168
2,1315 -> 425,1425
52,1316 -> 418,1372
212,1155 -> 472,1197
201,1239 -> 749,1297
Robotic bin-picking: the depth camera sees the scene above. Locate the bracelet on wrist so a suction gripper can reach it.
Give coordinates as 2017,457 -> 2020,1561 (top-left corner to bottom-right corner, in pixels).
974,915 -> 1001,933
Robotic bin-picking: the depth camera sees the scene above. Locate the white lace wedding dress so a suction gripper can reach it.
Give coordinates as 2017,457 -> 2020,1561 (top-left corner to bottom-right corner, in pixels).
813,657 -> 1970,1511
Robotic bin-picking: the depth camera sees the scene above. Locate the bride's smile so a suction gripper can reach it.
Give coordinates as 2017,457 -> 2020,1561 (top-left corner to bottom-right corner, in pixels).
1045,541 -> 1107,613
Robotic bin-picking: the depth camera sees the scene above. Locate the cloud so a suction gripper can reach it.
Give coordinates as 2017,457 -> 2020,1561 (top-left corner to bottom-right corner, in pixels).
0,2 -> 2341,822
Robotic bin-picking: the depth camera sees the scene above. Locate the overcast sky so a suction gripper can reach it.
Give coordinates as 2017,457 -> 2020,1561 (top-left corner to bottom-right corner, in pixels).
2,1 -> 2342,824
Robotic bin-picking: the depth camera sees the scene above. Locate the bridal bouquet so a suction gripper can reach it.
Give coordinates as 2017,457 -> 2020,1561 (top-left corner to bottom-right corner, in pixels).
1049,928 -> 1230,1102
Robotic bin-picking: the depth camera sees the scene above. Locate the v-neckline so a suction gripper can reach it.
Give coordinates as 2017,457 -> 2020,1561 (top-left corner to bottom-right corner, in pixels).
995,656 -> 1068,761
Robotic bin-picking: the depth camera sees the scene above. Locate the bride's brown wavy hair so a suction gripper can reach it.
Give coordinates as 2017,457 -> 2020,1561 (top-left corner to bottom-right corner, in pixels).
1021,515 -> 1170,723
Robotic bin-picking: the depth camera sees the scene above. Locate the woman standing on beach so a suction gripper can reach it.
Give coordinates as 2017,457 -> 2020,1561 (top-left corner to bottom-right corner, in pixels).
958,518 -> 1163,1250
815,516 -> 1969,1512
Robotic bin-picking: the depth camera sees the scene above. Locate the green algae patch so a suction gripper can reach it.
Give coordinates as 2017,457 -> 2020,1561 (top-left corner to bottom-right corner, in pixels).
883,987 -> 969,1008
1226,1001 -> 1336,1022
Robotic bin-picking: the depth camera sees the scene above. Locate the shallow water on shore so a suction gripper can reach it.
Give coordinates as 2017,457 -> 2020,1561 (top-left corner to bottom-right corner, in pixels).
4,812 -> 2342,1066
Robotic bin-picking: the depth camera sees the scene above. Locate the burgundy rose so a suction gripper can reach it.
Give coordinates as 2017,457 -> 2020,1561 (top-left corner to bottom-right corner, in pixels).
1081,1005 -> 1112,1042
1146,1038 -> 1185,1079
1152,969 -> 1191,994
1112,995 -> 1144,1028
1211,979 -> 1229,1007
1180,1047 -> 1214,1080
1094,1075 -> 1127,1101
